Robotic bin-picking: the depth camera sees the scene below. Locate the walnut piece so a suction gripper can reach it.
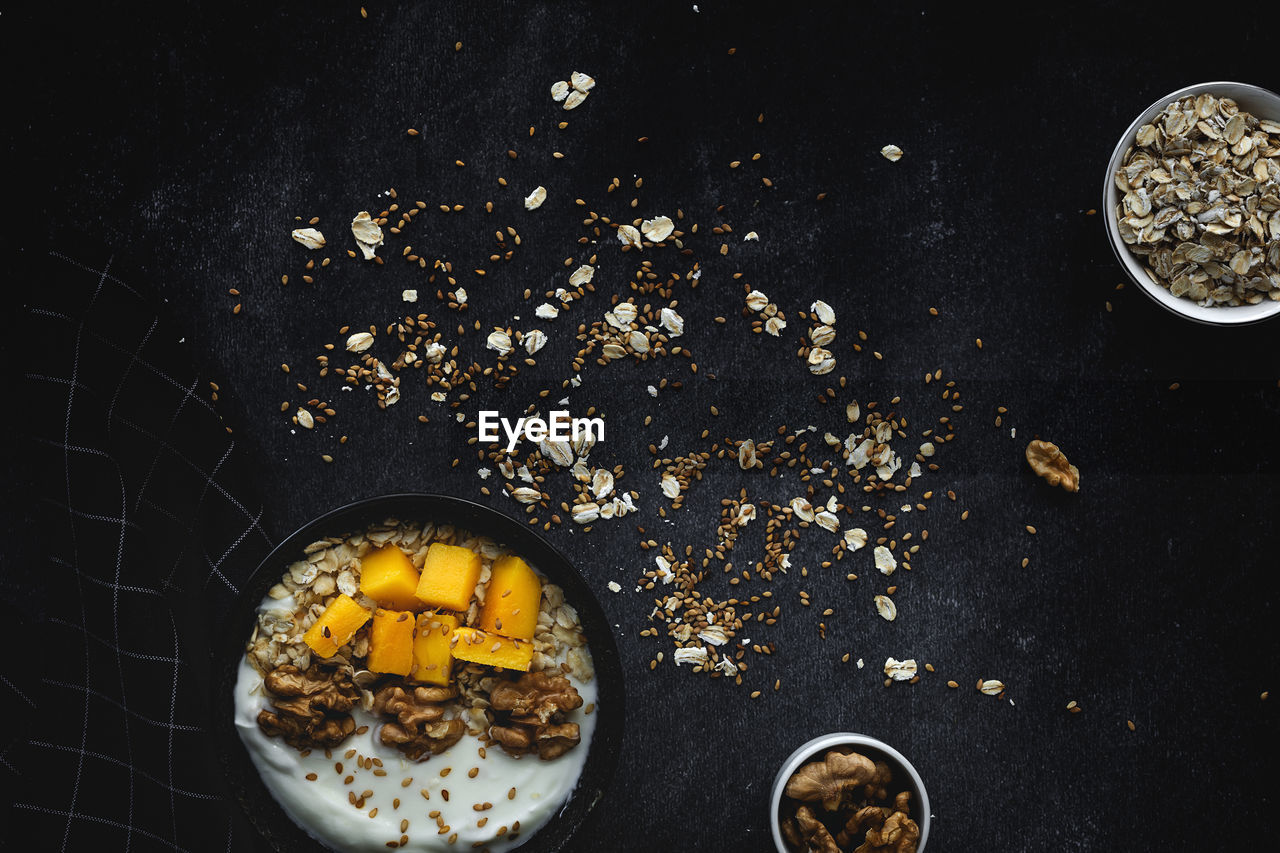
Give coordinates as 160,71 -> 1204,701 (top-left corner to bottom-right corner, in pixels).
256,664 -> 360,750
784,750 -> 888,812
795,805 -> 841,853
487,671 -> 583,760
1026,439 -> 1079,492
372,683 -> 466,761
853,808 -> 920,853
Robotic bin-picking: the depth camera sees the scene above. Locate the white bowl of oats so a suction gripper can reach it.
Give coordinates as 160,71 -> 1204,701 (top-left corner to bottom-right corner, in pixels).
1105,81 -> 1280,325
217,494 -> 622,853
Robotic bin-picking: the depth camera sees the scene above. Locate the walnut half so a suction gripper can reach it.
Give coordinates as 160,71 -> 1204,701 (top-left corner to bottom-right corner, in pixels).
1025,439 -> 1079,492
372,683 -> 466,761
256,664 -> 360,750
487,671 -> 583,760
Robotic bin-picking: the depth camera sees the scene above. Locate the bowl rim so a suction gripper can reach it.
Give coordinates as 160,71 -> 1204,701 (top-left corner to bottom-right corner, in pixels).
213,492 -> 625,852
769,731 -> 931,853
1103,80 -> 1280,327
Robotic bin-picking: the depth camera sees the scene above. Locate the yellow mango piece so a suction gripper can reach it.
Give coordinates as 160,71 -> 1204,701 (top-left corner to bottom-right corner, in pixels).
478,555 -> 541,640
302,594 -> 372,659
359,545 -> 422,610
414,543 -> 482,612
412,613 -> 459,685
367,609 -> 415,676
449,626 -> 534,672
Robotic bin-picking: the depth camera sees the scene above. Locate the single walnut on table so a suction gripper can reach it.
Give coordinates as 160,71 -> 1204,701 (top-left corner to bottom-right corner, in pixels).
487,671 -> 584,760
372,683 -> 466,761
256,664 -> 361,750
1026,439 -> 1080,493
779,749 -> 920,853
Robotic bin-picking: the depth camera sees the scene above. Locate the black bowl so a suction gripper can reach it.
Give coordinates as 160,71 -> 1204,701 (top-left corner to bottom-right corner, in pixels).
214,493 -> 624,852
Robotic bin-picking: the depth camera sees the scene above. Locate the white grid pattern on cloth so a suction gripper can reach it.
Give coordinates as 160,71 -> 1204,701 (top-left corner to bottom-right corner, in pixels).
4,249 -> 275,852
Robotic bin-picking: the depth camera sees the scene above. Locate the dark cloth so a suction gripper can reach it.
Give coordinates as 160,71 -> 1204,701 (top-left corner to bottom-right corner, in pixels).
4,246 -> 273,850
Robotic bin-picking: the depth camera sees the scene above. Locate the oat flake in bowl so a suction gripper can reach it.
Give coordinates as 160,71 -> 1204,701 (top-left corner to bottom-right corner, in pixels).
1107,82 -> 1280,323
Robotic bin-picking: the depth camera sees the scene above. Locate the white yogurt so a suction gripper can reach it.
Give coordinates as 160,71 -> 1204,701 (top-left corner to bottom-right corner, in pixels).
234,597 -> 597,852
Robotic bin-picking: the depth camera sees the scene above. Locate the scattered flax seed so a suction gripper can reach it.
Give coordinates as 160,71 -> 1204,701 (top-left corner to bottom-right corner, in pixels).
947,680 -> 959,689
1025,525 -> 1037,535
1168,382 -> 1180,391
1126,720 -> 1136,731
1067,701 -> 1081,714
407,128 -> 420,136
975,338 -> 983,349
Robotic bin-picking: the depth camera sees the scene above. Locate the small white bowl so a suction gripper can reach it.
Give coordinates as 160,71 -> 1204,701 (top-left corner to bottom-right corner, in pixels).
770,732 -> 931,853
1104,81 -> 1280,326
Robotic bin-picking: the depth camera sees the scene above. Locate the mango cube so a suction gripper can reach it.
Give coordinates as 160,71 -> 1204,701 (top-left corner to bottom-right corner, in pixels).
367,609 -> 415,676
478,555 -> 541,640
412,613 -> 458,685
359,545 -> 422,610
414,543 -> 482,612
449,626 -> 534,672
302,594 -> 372,659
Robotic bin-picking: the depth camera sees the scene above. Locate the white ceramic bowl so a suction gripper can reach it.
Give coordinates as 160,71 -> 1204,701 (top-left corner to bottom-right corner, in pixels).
770,732 -> 931,853
1104,81 -> 1280,326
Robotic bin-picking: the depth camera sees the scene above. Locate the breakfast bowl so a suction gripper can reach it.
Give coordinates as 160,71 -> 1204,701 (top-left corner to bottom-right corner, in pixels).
1104,80 -> 1280,326
214,493 -> 624,852
770,732 -> 930,853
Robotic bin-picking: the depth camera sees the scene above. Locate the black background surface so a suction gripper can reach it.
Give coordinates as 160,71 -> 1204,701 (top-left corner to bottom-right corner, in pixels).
10,1 -> 1280,850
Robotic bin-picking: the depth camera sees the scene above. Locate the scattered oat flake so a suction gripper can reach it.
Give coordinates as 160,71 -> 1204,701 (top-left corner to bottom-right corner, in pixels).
570,71 -> 595,93
873,545 -> 897,575
844,528 -> 868,550
607,581 -> 621,593
524,186 -> 547,210
569,264 -> 595,287
296,408 -> 314,429
550,80 -> 569,102
563,89 -> 587,110
810,300 -> 836,325
291,228 -> 326,249
402,289 -> 418,303
884,658 -> 917,681
673,646 -> 708,666
616,224 -> 643,249
535,303 -> 559,320
345,332 -> 374,353
880,144 -> 903,162
486,330 -> 513,356
641,215 -> 674,242
743,231 -> 759,241
874,595 -> 897,621
350,211 -> 384,260
765,316 -> 787,337
659,307 -> 684,337
523,329 -> 548,355
978,679 -> 1005,695
660,473 -> 681,499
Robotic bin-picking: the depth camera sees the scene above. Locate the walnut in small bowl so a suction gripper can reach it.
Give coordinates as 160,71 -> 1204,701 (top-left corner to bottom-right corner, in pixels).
770,733 -> 930,853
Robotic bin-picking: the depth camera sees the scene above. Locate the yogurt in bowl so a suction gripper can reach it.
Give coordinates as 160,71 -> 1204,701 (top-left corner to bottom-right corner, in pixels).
217,495 -> 622,853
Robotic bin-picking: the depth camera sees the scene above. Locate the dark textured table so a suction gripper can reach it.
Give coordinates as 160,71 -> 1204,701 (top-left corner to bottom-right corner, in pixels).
12,1 -> 1280,850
